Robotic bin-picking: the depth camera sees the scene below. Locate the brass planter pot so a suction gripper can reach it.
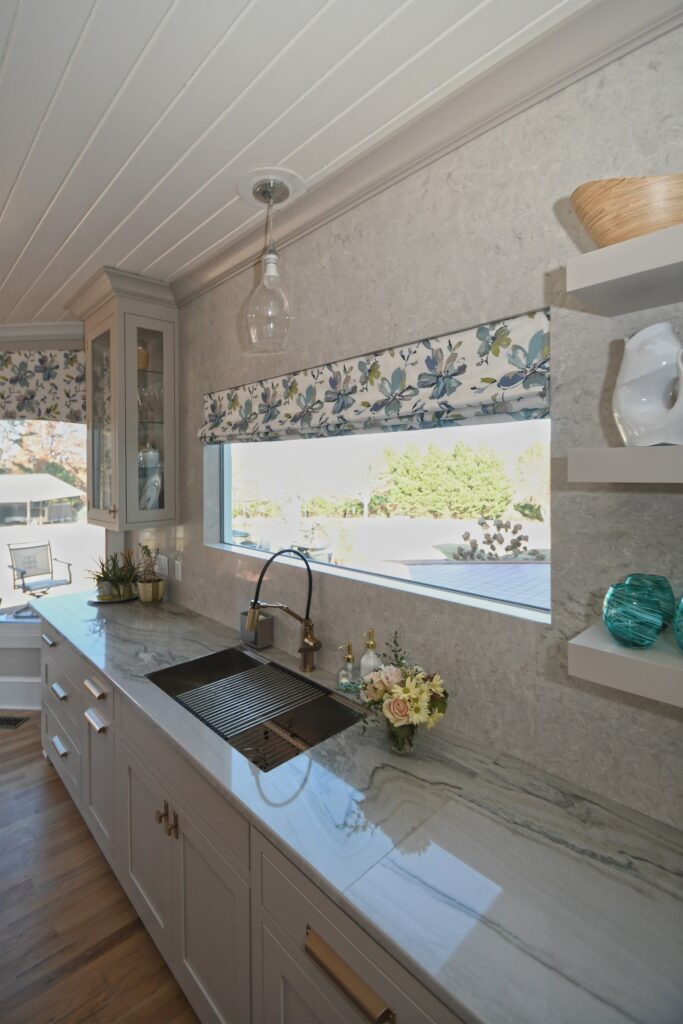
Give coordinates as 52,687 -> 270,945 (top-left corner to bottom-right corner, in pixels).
138,579 -> 166,604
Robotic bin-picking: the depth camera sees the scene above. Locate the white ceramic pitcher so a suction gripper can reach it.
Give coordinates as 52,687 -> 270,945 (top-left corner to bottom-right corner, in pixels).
612,322 -> 683,446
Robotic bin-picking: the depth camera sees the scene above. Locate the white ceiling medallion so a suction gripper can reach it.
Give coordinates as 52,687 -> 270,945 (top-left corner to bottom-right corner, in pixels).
237,167 -> 307,208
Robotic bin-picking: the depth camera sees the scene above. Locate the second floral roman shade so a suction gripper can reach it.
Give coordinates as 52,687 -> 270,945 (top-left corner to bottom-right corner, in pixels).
0,350 -> 86,423
199,309 -> 549,445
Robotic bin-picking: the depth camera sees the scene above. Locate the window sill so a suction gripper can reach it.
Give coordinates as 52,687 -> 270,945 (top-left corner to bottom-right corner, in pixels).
206,541 -> 551,626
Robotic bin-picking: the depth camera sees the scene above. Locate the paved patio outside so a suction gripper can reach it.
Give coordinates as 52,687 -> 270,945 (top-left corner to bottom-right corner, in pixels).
404,561 -> 550,610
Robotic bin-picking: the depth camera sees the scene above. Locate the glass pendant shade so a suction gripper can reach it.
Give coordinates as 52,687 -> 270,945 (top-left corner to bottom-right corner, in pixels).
246,250 -> 290,352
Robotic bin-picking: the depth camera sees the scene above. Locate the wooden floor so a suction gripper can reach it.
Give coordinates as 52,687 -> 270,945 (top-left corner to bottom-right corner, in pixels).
0,713 -> 198,1024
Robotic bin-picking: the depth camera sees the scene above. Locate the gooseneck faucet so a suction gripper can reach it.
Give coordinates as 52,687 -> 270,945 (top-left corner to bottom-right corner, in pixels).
245,548 -> 322,673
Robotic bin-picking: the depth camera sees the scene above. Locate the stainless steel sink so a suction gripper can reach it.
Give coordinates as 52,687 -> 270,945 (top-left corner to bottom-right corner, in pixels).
146,647 -> 362,771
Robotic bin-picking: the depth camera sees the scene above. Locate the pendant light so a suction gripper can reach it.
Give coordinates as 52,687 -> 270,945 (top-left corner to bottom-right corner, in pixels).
246,178 -> 290,352
238,168 -> 306,353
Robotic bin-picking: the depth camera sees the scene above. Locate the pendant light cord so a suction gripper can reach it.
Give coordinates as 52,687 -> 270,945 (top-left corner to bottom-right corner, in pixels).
265,197 -> 274,252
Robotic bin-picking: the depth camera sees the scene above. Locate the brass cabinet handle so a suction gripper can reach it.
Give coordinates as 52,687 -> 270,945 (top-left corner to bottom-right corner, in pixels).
84,708 -> 107,734
155,800 -> 169,825
50,682 -> 67,701
304,926 -> 395,1024
83,676 -> 107,701
50,735 -> 68,758
42,633 -> 57,647
164,811 -> 179,839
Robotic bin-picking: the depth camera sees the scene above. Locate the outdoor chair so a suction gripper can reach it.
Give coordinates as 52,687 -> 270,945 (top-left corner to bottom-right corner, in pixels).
7,542 -> 73,617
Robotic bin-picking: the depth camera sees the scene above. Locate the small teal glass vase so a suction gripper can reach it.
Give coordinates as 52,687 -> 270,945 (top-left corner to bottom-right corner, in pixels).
674,596 -> 683,652
624,574 -> 675,630
602,582 -> 663,648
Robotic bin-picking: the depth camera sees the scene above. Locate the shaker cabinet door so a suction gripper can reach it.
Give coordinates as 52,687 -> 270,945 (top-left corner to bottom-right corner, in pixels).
117,741 -> 174,958
82,706 -> 115,865
171,810 -> 251,1024
258,922 -> 355,1024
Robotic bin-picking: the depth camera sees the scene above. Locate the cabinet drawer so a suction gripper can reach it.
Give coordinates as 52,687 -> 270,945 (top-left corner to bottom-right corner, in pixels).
44,657 -> 83,739
43,704 -> 81,805
254,831 -> 462,1024
121,697 -> 250,873
41,626 -> 113,711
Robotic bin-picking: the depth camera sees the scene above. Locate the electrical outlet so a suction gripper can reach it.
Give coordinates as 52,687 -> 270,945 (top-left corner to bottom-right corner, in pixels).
174,559 -> 182,582
157,554 -> 169,577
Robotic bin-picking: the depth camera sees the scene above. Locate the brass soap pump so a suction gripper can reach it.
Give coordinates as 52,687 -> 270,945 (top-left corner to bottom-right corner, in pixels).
360,628 -> 382,679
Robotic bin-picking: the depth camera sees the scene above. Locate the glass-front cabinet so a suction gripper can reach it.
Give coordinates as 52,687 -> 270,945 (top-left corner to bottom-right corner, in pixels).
76,270 -> 178,530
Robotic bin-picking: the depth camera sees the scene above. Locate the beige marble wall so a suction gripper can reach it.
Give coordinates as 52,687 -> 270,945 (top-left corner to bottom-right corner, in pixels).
135,27 -> 683,828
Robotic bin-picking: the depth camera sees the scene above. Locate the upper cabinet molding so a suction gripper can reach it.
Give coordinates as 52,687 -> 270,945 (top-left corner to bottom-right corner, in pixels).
170,1 -> 683,307
0,321 -> 84,350
67,268 -> 176,322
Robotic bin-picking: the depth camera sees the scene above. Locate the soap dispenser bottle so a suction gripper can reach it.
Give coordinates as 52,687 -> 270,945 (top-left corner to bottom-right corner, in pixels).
337,643 -> 360,693
360,629 -> 382,679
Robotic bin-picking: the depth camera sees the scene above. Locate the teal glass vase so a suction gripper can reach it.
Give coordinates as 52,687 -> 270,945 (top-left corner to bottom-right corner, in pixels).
602,582 -> 663,648
674,596 -> 683,652
624,574 -> 675,630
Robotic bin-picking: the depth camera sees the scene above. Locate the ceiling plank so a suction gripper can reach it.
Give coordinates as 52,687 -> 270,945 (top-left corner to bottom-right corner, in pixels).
6,0 -> 324,322
0,0 -> 95,215
0,0 -> 174,290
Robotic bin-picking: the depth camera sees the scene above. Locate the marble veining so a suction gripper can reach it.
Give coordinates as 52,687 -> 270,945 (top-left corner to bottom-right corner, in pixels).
34,593 -> 683,1024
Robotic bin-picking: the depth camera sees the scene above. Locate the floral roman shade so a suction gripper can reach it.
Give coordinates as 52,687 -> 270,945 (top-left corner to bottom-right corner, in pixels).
0,349 -> 86,423
199,309 -> 549,445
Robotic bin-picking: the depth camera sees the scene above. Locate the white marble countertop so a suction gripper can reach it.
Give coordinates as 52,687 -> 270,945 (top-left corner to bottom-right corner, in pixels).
33,592 -> 683,1024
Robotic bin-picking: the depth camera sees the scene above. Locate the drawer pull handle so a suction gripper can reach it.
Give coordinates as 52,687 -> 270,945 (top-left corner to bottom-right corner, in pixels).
84,708 -> 107,734
165,810 -> 179,840
50,735 -> 68,758
83,677 -> 107,701
50,682 -> 67,701
155,800 -> 169,825
42,633 -> 57,647
304,926 -> 395,1024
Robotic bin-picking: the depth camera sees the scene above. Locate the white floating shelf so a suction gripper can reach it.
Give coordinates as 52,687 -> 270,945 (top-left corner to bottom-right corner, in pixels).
568,623 -> 683,709
566,223 -> 683,315
568,446 -> 683,484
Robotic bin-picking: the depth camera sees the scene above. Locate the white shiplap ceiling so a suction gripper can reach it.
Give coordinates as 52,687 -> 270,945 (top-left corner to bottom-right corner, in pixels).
0,0 -> 681,323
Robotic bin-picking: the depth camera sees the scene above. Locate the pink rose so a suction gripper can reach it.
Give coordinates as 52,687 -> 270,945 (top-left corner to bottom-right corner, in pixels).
383,695 -> 411,727
382,666 -> 403,687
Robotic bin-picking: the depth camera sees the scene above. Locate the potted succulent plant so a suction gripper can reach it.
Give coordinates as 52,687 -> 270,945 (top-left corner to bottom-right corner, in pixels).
137,544 -> 165,604
88,551 -> 140,601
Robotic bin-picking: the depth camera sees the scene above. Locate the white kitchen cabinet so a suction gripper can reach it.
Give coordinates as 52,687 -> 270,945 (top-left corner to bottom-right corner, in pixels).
172,800 -> 251,1024
260,921 -> 355,1024
69,268 -> 178,530
82,703 -> 115,864
117,739 -> 176,959
252,830 -> 462,1024
117,732 -> 251,1024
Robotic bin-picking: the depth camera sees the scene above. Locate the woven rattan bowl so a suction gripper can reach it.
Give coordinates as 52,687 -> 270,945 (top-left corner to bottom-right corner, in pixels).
571,174 -> 683,247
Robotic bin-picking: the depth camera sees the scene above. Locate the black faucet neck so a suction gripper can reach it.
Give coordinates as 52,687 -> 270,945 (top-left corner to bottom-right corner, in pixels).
252,548 -> 313,620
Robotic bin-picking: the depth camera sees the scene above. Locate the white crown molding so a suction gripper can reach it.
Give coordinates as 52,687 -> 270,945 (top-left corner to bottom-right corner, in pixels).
0,321 -> 84,350
67,267 -> 176,321
170,0 -> 683,308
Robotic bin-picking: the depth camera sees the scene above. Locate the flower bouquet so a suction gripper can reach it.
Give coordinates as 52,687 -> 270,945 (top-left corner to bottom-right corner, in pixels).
359,633 -> 448,755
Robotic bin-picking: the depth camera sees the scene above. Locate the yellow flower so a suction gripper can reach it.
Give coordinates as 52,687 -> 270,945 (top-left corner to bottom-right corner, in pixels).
425,710 -> 444,729
429,673 -> 445,695
407,690 -> 431,725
